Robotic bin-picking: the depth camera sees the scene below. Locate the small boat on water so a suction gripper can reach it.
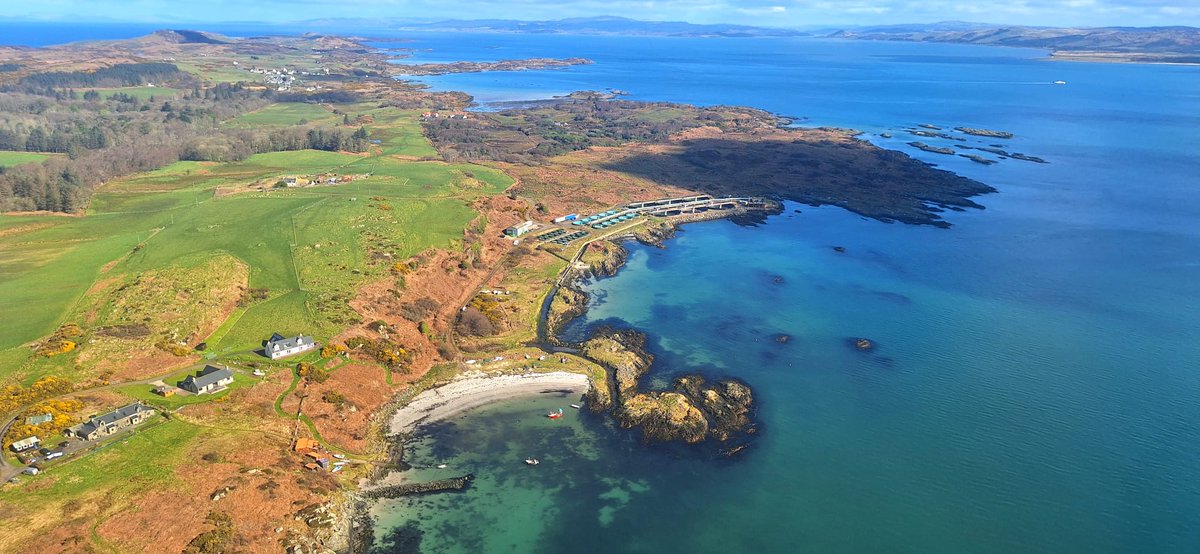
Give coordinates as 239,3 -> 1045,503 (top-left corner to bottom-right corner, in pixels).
570,404 -> 581,409
546,408 -> 564,419
525,458 -> 540,466
436,464 -> 448,469
1053,80 -> 1067,85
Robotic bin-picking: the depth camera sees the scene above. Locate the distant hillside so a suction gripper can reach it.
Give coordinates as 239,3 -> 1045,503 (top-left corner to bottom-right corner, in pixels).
389,16 -> 806,38
150,29 -> 231,44
827,24 -> 1200,57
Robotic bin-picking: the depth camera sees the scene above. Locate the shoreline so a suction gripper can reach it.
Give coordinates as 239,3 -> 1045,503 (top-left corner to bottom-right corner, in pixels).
387,370 -> 590,435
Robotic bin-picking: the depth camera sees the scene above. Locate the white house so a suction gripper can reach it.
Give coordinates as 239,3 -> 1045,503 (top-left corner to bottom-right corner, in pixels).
10,436 -> 39,453
179,365 -> 234,395
266,334 -> 317,360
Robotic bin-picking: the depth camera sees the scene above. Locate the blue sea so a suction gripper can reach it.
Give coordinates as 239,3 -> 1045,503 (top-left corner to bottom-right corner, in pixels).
374,32 -> 1200,553
10,23 -> 1198,553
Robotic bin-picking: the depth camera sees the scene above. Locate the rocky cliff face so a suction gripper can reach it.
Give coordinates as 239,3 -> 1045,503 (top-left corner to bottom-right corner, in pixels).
580,240 -> 628,278
546,285 -> 589,342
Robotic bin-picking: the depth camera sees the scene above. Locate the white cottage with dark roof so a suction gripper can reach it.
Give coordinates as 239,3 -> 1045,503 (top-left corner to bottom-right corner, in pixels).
266,334 -> 316,360
179,365 -> 234,395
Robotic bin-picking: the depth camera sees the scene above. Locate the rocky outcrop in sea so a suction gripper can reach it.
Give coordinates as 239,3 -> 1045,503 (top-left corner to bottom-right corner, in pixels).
580,329 -> 758,449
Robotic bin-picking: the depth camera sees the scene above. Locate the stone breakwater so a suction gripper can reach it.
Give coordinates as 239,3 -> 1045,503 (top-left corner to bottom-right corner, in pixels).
362,474 -> 475,499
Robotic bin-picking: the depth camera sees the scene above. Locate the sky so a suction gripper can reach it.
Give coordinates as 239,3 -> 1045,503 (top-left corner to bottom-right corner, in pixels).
5,0 -> 1199,28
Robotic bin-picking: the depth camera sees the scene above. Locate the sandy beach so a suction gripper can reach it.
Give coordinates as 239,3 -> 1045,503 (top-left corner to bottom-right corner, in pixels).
389,370 -> 591,434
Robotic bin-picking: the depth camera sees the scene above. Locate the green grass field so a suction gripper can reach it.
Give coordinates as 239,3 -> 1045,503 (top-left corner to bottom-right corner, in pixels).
362,108 -> 439,157
0,151 -> 55,168
227,102 -> 337,127
0,105 -> 508,385
0,417 -> 198,504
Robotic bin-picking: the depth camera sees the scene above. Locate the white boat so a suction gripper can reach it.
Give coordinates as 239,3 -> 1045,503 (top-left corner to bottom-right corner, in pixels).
332,453 -> 346,460
525,458 -> 540,466
1053,80 -> 1067,85
570,404 -> 581,409
436,463 -> 448,469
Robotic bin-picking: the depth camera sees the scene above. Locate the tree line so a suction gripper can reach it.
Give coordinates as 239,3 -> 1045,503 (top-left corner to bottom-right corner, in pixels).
16,62 -> 186,91
0,82 -> 368,212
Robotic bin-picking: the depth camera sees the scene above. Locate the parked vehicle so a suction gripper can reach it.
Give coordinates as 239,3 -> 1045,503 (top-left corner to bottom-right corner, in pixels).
45,451 -> 63,460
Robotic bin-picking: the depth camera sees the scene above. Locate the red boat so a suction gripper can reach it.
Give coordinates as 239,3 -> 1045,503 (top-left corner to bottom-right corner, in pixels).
546,408 -> 564,419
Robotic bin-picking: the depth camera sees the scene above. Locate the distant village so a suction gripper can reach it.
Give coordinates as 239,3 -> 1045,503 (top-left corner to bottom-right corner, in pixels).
420,111 -> 471,120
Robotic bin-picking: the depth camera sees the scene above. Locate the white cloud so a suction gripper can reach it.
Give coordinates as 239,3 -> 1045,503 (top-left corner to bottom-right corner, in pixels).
736,5 -> 787,15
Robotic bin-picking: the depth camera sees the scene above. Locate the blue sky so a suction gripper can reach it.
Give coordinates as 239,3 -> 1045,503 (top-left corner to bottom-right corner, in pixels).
8,0 -> 1199,28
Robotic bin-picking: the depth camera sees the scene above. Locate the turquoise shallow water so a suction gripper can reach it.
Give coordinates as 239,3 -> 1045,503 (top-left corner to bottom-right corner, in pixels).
372,34 -> 1200,552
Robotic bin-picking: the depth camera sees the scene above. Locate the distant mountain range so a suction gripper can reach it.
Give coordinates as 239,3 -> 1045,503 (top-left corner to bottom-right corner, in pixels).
828,24 -> 1200,55
352,17 -> 1199,57
382,15 -> 806,37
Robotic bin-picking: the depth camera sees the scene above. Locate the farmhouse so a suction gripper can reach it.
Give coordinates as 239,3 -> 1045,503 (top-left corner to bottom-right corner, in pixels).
10,436 -> 39,453
66,402 -> 155,441
266,333 -> 317,360
179,365 -> 234,395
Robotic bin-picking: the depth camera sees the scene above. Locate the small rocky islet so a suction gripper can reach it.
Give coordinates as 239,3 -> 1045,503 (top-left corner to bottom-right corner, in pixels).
581,328 -> 756,447
900,125 -> 1048,164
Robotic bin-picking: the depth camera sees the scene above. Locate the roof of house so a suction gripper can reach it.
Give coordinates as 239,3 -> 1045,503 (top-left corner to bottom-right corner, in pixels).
294,438 -> 319,452
181,365 -> 234,390
268,335 -> 314,352
73,402 -> 153,437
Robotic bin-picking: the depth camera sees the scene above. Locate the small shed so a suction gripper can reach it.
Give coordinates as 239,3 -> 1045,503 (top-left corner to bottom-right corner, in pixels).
154,385 -> 175,397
